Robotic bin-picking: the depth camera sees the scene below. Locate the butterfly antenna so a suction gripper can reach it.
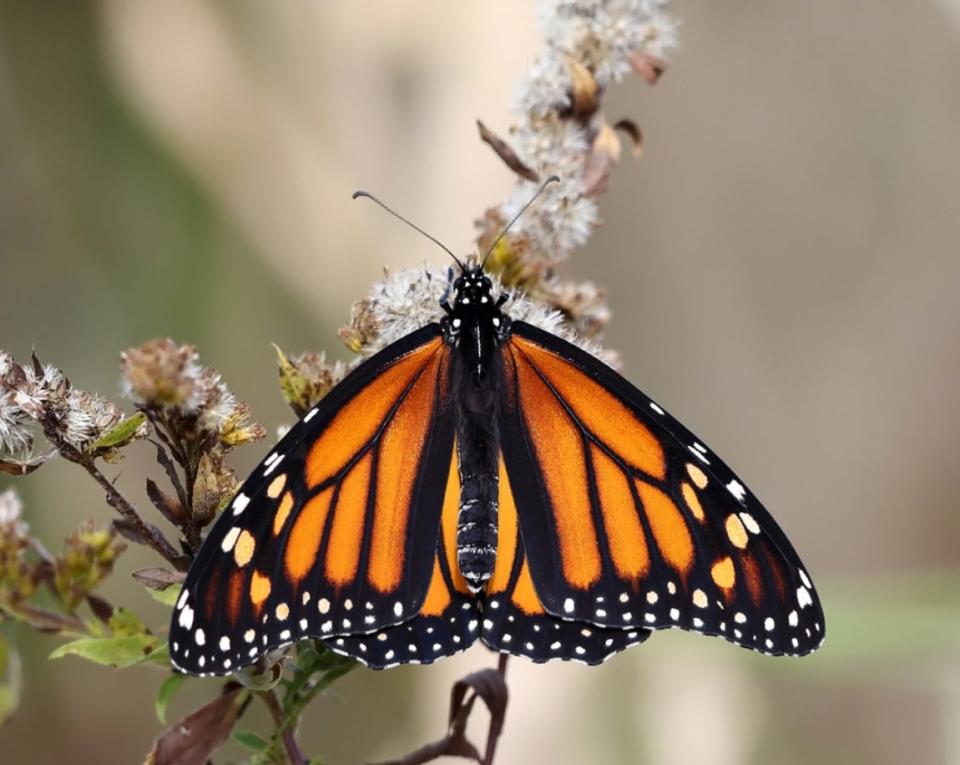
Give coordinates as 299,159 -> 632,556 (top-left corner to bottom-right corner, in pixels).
352,190 -> 466,271
480,174 -> 560,270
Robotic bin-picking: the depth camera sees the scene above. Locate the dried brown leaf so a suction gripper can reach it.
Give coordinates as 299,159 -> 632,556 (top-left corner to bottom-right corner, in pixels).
146,479 -> 185,526
565,55 -> 599,117
113,518 -> 151,547
613,118 -> 644,158
629,51 -> 667,85
85,594 -> 114,624
132,567 -> 186,591
144,687 -> 246,765
477,120 -> 538,182
582,121 -> 622,196
191,453 -> 231,527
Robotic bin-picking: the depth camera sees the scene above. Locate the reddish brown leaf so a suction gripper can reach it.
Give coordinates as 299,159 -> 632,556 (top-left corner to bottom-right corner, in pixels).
629,51 -> 667,85
113,518 -> 151,547
132,567 -> 186,591
477,120 -> 539,182
146,479 -> 185,526
86,594 -> 115,624
582,121 -> 622,196
613,118 -> 644,158
145,687 -> 247,765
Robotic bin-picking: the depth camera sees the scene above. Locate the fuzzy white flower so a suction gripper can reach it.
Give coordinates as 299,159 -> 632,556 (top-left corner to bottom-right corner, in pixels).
0,488 -> 27,536
343,266 -> 614,365
500,0 -> 677,263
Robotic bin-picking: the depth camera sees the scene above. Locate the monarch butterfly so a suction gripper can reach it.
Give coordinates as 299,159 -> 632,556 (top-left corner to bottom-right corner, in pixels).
168,183 -> 824,676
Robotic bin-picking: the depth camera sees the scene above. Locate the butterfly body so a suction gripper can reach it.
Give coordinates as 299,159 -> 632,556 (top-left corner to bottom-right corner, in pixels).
169,263 -> 824,676
443,267 -> 510,592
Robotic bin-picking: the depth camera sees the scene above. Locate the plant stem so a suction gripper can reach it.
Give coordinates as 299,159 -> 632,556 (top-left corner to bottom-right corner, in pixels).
482,654 -> 510,765
78,455 -> 189,570
39,419 -> 187,569
261,689 -> 307,765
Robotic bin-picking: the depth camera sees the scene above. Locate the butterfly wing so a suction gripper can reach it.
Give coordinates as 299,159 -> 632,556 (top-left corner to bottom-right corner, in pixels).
480,453 -> 651,664
496,321 -> 825,657
169,326 -> 456,676
330,441 -> 479,668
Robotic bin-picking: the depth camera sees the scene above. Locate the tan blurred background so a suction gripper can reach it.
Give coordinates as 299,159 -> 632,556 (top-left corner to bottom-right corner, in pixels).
2,1 -> 959,763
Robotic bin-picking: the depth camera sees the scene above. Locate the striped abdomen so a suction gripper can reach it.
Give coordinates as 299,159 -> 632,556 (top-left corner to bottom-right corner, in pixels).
455,405 -> 499,593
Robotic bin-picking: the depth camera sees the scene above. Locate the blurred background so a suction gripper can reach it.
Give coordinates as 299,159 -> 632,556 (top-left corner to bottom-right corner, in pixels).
1,1 -> 959,762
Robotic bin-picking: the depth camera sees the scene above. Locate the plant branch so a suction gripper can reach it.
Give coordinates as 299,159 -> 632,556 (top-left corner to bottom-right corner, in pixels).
43,426 -> 189,571
371,654 -> 510,765
261,688 -> 307,765
80,455 -> 189,571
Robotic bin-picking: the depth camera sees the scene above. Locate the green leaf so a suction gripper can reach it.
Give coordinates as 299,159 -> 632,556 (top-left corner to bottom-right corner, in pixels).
49,634 -> 159,668
147,583 -> 182,608
0,632 -> 23,726
145,642 -> 171,666
90,412 -> 146,449
109,607 -> 147,637
233,729 -> 270,752
155,674 -> 186,724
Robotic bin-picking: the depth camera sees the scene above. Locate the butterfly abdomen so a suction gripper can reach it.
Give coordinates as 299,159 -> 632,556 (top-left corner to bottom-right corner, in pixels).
453,352 -> 502,593
456,433 -> 499,592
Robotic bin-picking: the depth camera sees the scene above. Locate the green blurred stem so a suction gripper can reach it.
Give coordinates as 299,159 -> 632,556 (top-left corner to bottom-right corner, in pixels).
260,688 -> 307,765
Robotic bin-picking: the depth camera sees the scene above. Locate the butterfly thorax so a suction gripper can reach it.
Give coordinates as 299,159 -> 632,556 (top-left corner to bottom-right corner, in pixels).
441,266 -> 509,592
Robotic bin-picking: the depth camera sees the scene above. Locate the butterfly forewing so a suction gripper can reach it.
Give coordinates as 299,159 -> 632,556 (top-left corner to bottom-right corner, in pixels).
497,321 -> 824,657
169,326 -> 456,676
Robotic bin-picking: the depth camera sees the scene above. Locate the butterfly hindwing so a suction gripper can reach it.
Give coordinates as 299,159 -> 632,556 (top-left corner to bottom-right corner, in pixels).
330,441 -> 479,668
480,455 -> 652,664
169,326 -> 456,676
497,321 -> 824,656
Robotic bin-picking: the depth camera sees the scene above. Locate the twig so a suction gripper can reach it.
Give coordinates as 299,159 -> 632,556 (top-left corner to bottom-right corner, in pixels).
260,688 -> 308,765
371,654 -> 510,765
42,424 -> 189,571
79,455 -> 189,570
482,655 -> 509,765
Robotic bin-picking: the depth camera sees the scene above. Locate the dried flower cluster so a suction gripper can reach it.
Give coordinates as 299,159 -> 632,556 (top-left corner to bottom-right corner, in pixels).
121,338 -> 265,449
0,485 -> 126,639
0,489 -> 34,606
1,350 -> 142,473
334,0 -> 676,376
53,521 -> 126,611
275,346 -> 349,418
477,0 -> 676,339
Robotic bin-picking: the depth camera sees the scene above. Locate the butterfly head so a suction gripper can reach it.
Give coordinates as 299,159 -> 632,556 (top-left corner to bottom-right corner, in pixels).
452,266 -> 494,311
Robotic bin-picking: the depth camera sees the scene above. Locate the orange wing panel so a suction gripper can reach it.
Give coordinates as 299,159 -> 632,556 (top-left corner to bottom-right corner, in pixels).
285,487 -> 334,584
487,455 -> 519,594
635,480 -> 693,576
420,559 -> 452,617
514,348 -> 601,590
510,559 -> 544,615
324,453 -> 373,586
305,339 -> 441,489
513,337 -> 665,480
591,445 -> 649,581
367,351 -> 442,593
